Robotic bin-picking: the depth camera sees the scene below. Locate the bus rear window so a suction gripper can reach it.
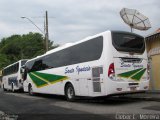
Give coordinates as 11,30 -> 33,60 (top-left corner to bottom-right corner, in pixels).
112,32 -> 145,53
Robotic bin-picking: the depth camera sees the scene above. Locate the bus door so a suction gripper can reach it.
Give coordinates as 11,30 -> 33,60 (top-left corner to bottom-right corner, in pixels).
90,66 -> 105,95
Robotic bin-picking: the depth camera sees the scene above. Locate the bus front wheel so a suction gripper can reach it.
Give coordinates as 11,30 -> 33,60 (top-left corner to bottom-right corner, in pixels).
11,83 -> 15,92
65,84 -> 75,101
3,85 -> 7,91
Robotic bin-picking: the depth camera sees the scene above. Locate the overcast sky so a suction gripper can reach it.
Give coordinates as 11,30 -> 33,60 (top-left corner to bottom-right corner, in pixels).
0,0 -> 159,45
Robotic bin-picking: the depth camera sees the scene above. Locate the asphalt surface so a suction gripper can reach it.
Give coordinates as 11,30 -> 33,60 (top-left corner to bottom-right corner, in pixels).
0,89 -> 160,120
0,89 -> 112,120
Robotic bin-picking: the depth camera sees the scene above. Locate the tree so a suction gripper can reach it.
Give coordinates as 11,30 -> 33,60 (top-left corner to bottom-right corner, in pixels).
0,54 -> 10,69
0,32 -> 58,69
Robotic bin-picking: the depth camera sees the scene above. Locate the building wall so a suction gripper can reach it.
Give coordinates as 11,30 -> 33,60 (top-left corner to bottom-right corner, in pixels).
146,34 -> 160,90
151,55 -> 160,90
147,37 -> 160,55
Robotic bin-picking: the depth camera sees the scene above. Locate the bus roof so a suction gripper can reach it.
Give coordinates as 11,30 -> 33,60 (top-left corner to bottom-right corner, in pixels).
25,30 -> 141,64
26,30 -> 112,63
3,59 -> 28,70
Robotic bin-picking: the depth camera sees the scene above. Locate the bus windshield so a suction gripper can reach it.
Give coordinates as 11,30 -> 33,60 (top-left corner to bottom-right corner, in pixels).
21,60 -> 28,66
112,31 -> 145,53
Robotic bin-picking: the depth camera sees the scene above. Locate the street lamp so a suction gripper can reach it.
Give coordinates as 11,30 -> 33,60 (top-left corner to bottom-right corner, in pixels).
21,13 -> 49,52
21,17 -> 44,35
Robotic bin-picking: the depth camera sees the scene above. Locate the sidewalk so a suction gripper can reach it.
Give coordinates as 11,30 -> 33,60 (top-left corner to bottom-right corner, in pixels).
145,91 -> 160,101
123,91 -> 160,102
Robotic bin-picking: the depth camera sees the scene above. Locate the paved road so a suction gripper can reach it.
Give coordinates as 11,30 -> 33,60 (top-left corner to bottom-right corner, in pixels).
0,89 -> 160,120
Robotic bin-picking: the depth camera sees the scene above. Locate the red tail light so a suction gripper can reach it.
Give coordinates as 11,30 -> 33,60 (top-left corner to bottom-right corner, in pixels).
108,63 -> 115,80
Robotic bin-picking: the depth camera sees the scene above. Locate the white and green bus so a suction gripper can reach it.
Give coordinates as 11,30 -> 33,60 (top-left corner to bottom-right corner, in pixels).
23,31 -> 149,101
2,60 -> 28,92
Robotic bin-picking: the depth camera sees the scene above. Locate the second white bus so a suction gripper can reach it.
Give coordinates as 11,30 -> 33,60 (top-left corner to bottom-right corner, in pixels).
23,31 -> 149,101
2,60 -> 28,92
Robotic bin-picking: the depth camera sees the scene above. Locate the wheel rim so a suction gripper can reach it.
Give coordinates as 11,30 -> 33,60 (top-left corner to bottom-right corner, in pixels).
67,87 -> 74,99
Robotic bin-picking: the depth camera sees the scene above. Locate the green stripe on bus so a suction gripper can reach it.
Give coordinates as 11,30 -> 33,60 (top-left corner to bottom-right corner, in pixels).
29,72 -> 68,88
118,68 -> 143,78
33,72 -> 68,83
131,68 -> 146,81
29,73 -> 48,87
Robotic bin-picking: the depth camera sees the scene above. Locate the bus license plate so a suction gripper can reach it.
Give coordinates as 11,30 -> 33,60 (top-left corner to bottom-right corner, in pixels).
130,87 -> 136,91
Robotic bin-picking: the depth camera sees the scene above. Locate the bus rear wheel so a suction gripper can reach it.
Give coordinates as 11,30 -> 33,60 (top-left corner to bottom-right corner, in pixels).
65,84 -> 75,101
28,84 -> 34,96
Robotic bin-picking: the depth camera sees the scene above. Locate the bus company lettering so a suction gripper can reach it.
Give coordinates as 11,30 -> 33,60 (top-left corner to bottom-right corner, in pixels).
76,66 -> 91,74
65,67 -> 74,74
65,66 -> 91,74
120,63 -> 131,67
133,64 -> 143,68
121,63 -> 143,68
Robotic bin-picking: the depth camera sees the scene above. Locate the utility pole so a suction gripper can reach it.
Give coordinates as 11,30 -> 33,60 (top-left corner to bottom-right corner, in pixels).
45,11 -> 49,52
21,11 -> 49,53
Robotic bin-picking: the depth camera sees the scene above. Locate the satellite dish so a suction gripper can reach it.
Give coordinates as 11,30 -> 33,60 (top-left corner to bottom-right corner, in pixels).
120,8 -> 151,32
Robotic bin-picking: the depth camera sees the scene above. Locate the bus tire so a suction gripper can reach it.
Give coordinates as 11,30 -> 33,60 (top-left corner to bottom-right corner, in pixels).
65,83 -> 75,102
11,83 -> 15,92
28,84 -> 34,96
3,85 -> 7,91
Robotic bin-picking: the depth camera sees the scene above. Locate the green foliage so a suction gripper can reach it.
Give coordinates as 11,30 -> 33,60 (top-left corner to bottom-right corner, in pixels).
0,32 -> 58,69
0,54 -> 10,69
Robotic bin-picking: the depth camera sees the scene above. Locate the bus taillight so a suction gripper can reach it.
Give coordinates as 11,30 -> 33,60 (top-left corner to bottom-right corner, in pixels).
108,63 -> 115,80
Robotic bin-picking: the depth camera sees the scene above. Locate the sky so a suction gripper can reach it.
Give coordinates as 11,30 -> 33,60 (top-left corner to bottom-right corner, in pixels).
0,0 -> 159,45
